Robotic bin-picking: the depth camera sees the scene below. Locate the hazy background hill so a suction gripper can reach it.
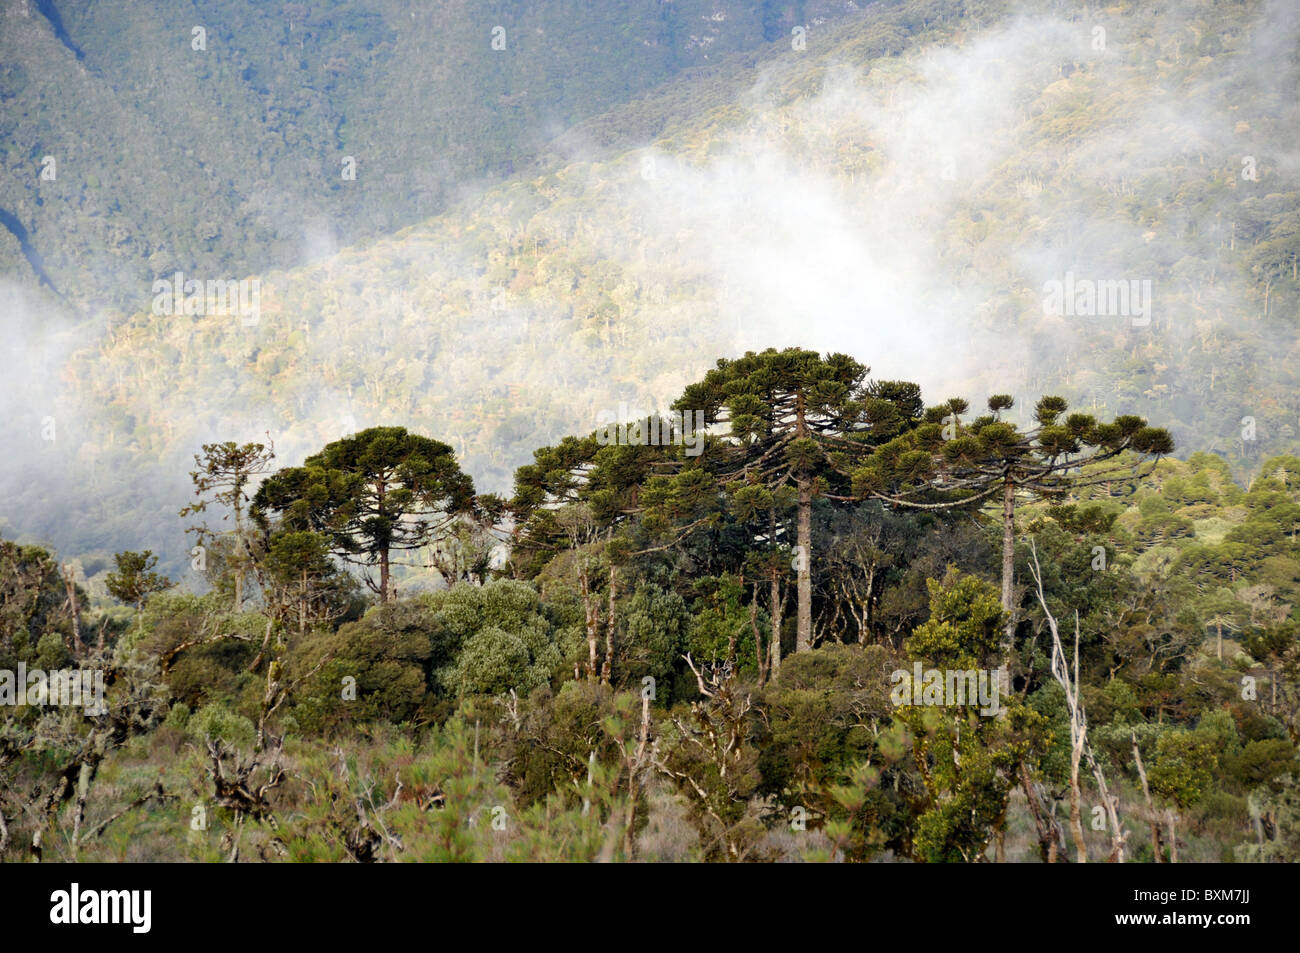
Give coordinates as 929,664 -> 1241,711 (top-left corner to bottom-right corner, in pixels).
0,0 -> 861,313
2,0 -> 1299,584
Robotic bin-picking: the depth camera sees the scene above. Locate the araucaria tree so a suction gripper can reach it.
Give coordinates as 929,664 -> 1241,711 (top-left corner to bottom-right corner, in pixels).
252,427 -> 476,601
104,550 -> 174,614
853,394 -> 1174,650
676,348 -> 923,657
179,438 -> 276,611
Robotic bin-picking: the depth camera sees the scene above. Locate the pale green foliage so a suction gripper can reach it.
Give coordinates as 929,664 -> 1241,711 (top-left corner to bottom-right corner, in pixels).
1148,728 -> 1218,810
433,579 -> 567,696
189,703 -> 256,749
905,568 -> 1004,668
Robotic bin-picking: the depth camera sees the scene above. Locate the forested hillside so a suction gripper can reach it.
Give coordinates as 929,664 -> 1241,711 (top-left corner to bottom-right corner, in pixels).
0,0 -> 859,312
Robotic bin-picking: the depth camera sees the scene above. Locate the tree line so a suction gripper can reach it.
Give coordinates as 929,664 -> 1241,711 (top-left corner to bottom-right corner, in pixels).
6,347 -> 1300,863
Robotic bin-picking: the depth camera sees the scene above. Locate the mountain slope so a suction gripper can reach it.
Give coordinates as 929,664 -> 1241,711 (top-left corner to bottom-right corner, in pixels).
0,0 -> 864,313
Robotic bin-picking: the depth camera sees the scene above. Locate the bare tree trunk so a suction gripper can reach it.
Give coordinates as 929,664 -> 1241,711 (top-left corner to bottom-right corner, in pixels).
621,692 -> 653,860
601,565 -> 616,685
620,794 -> 638,861
1132,733 -> 1163,862
750,586 -> 769,687
62,563 -> 81,657
1001,479 -> 1016,652
1031,543 -> 1089,861
767,510 -> 783,678
582,750 -> 595,816
768,569 -> 786,679
1088,746 -> 1126,862
70,762 -> 92,857
793,385 -> 813,654
796,479 -> 812,653
579,563 -> 599,682
232,507 -> 246,612
1020,760 -> 1063,863
246,619 -> 275,674
1068,749 -> 1087,863
299,569 -> 308,639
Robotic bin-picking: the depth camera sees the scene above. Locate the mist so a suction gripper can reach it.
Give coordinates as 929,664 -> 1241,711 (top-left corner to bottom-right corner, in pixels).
1,0 -> 1297,580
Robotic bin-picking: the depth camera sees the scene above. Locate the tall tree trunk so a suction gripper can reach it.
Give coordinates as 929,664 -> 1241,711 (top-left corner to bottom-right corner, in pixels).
580,564 -> 599,682
621,692 -> 652,860
769,570 -> 782,679
1088,747 -> 1126,862
298,569 -> 308,639
793,387 -> 813,654
1000,479 -> 1016,652
376,479 -> 390,601
1068,749 -> 1087,863
1132,733 -> 1163,862
1034,551 -> 1090,864
61,563 -> 81,658
796,479 -> 812,653
767,510 -> 783,676
231,504 -> 243,611
601,565 -> 616,685
750,586 -> 769,687
1020,760 -> 1063,863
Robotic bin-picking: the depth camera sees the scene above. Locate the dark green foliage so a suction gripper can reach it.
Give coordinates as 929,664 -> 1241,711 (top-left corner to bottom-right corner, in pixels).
253,427 -> 476,600
105,550 -> 174,611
